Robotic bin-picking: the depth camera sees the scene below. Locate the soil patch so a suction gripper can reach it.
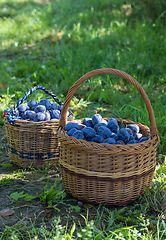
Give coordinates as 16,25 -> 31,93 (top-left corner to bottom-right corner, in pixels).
0,126 -> 116,233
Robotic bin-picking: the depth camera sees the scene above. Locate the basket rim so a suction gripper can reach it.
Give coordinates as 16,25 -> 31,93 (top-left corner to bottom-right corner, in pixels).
3,110 -> 74,126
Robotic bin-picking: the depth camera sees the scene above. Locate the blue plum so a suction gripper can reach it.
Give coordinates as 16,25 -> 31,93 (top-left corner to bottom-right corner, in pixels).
116,140 -> 125,145
28,99 -> 38,110
104,138 -> 116,144
108,133 -> 118,141
92,114 -> 103,126
67,128 -> 77,136
94,122 -> 107,132
72,130 -> 85,140
45,111 -> 51,121
139,137 -> 149,143
109,118 -> 118,124
107,118 -> 119,133
128,140 -> 139,144
34,105 -> 46,113
22,110 -> 36,120
91,135 -> 105,143
135,133 -> 143,141
97,126 -> 112,139
39,99 -> 51,110
65,122 -> 86,131
50,103 -> 58,110
18,104 -> 27,113
34,112 -> 46,122
82,118 -> 93,127
76,123 -> 86,130
65,122 -> 79,131
126,128 -> 134,140
117,128 -> 130,144
51,109 -> 61,119
127,124 -> 139,134
82,127 -> 95,141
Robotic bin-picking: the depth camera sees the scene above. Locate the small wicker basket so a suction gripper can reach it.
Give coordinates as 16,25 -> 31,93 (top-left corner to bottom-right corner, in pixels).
3,86 -> 74,169
57,68 -> 160,206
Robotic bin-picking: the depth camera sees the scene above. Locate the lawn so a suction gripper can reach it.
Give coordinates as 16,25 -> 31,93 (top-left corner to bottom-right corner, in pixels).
0,0 -> 166,239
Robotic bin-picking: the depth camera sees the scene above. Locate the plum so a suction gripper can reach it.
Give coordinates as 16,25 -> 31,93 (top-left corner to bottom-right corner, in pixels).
82,118 -> 93,127
139,137 -> 149,143
22,110 -> 36,120
117,128 -> 130,144
91,134 -> 105,143
72,130 -> 85,140
135,133 -> 143,141
92,114 -> 103,126
101,119 -> 108,125
28,99 -> 38,110
128,140 -> 139,144
39,99 -> 51,110
126,128 -> 135,140
127,124 -> 139,134
65,122 -> 79,131
45,111 -> 51,121
50,103 -> 58,110
17,104 -> 27,113
116,140 -> 125,145
76,123 -> 86,130
51,109 -> 61,119
82,127 -> 95,141
97,126 -> 112,139
34,112 -> 46,122
67,127 -> 77,136
94,122 -> 107,132
34,105 -> 46,113
107,118 -> 119,133
104,138 -> 116,144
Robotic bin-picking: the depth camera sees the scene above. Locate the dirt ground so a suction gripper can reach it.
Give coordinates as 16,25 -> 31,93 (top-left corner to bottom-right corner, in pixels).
0,126 -> 116,233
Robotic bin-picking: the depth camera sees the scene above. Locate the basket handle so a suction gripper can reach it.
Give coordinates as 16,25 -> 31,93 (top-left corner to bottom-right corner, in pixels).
5,86 -> 63,125
59,68 -> 159,138
12,85 -> 62,113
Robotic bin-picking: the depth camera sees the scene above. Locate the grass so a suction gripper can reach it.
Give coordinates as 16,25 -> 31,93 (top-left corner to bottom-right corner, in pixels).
0,0 -> 166,239
0,162 -> 166,239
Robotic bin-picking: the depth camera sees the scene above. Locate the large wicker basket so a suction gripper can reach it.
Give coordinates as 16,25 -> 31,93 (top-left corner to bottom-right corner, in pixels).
3,86 -> 74,169
57,68 -> 160,206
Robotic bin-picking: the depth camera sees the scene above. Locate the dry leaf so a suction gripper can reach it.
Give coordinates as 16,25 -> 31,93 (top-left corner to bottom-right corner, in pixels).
0,208 -> 15,217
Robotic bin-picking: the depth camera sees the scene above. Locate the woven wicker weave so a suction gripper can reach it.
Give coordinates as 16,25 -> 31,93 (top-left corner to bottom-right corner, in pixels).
57,68 -> 160,206
3,86 -> 74,169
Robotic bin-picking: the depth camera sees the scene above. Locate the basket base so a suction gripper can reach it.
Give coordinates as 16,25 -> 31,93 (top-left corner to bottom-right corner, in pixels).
60,165 -> 155,206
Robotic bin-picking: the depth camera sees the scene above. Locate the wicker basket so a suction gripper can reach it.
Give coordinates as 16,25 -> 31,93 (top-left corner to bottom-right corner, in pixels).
57,68 -> 160,206
3,86 -> 74,169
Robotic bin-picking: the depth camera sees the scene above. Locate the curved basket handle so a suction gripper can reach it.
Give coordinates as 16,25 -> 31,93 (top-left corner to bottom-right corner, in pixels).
12,85 -> 62,113
5,86 -> 64,125
59,68 -> 159,138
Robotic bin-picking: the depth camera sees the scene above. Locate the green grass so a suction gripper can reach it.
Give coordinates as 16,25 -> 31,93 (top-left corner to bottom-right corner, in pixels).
0,166 -> 166,239
0,0 -> 166,238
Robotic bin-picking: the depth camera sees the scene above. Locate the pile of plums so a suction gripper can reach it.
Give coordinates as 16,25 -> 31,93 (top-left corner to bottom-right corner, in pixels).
65,113 -> 148,145
12,99 -> 69,122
